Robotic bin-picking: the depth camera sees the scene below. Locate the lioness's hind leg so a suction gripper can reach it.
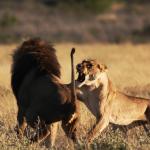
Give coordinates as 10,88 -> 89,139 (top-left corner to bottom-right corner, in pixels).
144,106 -> 150,136
145,106 -> 150,122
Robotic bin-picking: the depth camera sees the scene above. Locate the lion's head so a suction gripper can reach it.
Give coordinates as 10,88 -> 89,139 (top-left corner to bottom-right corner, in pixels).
76,59 -> 107,87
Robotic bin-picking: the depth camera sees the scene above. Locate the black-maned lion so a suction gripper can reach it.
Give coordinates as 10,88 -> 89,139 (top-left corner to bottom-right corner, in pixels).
75,59 -> 150,145
11,38 -> 79,147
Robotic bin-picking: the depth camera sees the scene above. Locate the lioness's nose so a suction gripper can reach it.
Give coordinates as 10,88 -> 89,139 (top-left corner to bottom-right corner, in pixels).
77,64 -> 81,69
83,68 -> 88,74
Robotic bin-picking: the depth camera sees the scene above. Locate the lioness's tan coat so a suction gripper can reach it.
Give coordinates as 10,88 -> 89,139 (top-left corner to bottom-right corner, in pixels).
76,59 -> 150,144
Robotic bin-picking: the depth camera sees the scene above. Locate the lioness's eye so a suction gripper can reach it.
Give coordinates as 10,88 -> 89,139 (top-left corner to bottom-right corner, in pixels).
87,64 -> 92,69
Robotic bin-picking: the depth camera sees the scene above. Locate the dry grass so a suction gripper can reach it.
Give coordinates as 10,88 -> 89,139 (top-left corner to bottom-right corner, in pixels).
0,43 -> 150,149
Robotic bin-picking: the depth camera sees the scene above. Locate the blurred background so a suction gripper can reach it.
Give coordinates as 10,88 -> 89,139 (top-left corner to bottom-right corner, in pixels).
0,0 -> 149,44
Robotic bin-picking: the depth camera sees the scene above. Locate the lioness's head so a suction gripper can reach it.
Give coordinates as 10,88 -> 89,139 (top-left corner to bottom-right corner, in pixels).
76,59 -> 107,87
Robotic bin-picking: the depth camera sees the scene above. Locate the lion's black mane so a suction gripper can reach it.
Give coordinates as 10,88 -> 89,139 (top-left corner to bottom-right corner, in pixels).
11,38 -> 61,98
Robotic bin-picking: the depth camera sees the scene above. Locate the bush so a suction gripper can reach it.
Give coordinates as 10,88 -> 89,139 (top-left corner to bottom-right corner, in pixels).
48,0 -> 117,13
0,13 -> 18,28
80,0 -> 116,13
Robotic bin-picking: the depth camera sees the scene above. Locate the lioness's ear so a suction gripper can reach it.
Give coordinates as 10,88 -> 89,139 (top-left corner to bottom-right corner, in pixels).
97,64 -> 108,71
97,64 -> 100,69
103,64 -> 108,70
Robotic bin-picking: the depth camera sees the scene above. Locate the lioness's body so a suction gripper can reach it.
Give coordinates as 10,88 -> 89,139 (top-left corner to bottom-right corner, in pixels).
76,59 -> 150,144
78,83 -> 148,125
109,92 -> 148,125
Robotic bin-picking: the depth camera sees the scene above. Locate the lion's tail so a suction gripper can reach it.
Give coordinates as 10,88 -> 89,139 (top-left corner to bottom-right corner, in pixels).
11,38 -> 61,98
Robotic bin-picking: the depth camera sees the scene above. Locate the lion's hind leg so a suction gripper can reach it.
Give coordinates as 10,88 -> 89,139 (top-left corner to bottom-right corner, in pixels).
30,120 -> 50,143
15,107 -> 27,138
25,108 -> 50,143
61,118 -> 79,150
30,121 -> 59,148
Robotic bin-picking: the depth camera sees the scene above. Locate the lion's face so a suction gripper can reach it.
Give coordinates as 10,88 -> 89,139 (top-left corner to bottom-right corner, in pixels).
76,59 -> 107,87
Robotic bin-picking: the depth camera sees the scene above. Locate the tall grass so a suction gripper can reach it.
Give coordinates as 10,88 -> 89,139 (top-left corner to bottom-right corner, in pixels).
0,43 -> 150,149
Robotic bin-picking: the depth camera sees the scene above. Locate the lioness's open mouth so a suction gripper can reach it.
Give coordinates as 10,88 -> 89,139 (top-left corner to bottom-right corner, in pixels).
77,72 -> 85,82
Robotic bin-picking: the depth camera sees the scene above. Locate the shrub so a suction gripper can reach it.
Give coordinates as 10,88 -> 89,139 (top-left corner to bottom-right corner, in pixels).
56,0 -> 117,13
0,13 -> 18,28
80,0 -> 116,13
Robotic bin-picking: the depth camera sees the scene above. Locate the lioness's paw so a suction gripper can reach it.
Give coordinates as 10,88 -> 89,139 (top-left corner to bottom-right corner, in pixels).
85,133 -> 93,144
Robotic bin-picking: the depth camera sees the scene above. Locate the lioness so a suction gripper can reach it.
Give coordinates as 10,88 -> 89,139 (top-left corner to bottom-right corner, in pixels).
76,59 -> 150,144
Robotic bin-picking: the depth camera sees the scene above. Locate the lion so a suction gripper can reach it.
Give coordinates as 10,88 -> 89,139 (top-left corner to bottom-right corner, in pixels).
11,38 -> 79,147
75,59 -> 150,144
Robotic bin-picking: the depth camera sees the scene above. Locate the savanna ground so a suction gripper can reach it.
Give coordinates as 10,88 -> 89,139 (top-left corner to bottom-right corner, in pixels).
1,43 -> 150,150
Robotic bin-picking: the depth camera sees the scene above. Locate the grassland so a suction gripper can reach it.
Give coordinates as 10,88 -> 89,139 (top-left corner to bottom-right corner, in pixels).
0,43 -> 150,149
